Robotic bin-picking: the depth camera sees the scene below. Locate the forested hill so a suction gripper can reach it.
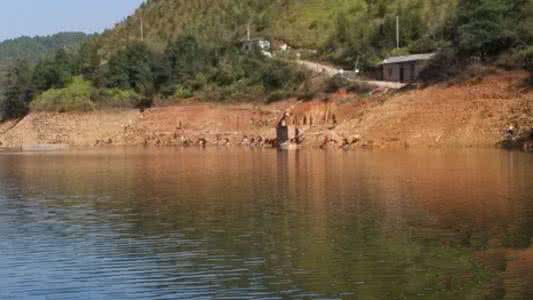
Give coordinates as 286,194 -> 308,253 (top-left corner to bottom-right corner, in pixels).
0,32 -> 90,87
0,32 -> 89,66
96,0 -> 458,64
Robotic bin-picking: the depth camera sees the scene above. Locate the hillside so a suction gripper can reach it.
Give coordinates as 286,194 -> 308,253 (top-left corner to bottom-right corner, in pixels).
0,32 -> 89,65
0,32 -> 90,94
95,0 -> 457,60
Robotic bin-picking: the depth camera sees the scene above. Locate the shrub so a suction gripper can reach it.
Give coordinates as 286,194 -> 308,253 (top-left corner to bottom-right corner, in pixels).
91,88 -> 143,108
31,77 -> 94,112
31,77 -> 143,112
173,84 -> 194,99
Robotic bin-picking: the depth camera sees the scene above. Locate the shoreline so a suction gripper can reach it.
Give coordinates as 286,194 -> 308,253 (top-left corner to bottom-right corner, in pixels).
0,144 -> 519,156
1,70 -> 531,151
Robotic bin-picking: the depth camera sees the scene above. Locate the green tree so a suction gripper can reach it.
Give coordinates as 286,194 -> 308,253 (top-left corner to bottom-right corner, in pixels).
32,49 -> 74,93
1,59 -> 33,119
101,50 -> 130,89
165,36 -> 210,83
455,0 -> 519,57
102,42 -> 156,96
74,41 -> 101,80
156,35 -> 214,96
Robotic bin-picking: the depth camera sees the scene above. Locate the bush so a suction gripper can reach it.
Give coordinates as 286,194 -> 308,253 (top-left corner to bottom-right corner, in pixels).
173,84 -> 194,99
91,88 -> 143,108
31,77 -> 143,112
31,77 -> 94,112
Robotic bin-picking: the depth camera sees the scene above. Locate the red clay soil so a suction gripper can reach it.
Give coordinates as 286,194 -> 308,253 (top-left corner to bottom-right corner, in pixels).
0,70 -> 531,149
335,70 -> 533,148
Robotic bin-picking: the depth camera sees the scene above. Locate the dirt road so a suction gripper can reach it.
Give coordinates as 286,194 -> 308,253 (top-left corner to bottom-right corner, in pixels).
295,60 -> 406,89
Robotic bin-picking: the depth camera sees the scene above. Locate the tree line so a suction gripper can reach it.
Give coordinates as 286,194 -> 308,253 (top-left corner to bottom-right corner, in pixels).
1,35 -> 306,120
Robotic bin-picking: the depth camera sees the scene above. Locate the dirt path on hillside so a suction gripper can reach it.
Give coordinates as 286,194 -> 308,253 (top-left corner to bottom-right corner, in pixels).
0,70 -> 531,149
296,60 -> 406,89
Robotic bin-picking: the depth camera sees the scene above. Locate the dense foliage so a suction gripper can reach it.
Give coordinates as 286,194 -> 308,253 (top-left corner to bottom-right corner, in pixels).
0,32 -> 88,64
420,0 -> 533,81
96,0 -> 455,54
0,60 -> 33,119
0,32 -> 89,89
95,37 -> 307,102
0,33 -> 89,119
0,34 -> 307,119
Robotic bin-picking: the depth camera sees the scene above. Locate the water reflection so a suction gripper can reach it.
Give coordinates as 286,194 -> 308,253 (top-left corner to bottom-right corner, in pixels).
0,148 -> 532,299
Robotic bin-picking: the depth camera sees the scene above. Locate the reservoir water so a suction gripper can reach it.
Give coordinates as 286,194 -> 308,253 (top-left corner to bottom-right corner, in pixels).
0,148 -> 532,299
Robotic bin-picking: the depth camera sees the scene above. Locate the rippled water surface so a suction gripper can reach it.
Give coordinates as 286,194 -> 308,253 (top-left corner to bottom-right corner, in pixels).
0,148 -> 532,299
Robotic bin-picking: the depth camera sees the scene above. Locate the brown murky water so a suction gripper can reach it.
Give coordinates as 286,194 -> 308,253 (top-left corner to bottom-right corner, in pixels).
0,148 -> 532,299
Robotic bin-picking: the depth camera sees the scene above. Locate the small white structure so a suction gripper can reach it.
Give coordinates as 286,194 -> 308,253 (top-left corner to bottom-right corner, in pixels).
241,38 -> 271,52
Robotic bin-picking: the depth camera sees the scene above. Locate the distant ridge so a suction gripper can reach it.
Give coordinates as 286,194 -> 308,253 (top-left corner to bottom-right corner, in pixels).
94,0 -> 457,58
0,32 -> 90,95
0,32 -> 90,65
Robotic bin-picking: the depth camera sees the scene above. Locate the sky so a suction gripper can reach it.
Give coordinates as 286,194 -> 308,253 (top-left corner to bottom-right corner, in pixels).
0,0 -> 145,42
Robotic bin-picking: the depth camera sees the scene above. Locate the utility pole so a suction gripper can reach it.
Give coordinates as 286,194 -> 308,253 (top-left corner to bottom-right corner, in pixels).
140,14 -> 144,41
140,0 -> 146,41
247,23 -> 251,41
396,15 -> 400,49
